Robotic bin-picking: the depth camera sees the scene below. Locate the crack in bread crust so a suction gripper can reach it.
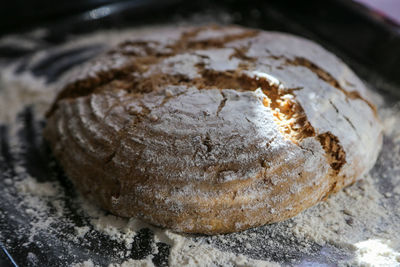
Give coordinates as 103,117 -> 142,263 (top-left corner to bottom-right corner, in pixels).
47,25 -> 259,116
287,57 -> 377,115
266,54 -> 377,115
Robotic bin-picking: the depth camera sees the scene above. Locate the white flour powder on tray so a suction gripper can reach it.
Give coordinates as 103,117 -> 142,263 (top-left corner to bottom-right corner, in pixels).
1,24 -> 400,267
9,168 -> 280,266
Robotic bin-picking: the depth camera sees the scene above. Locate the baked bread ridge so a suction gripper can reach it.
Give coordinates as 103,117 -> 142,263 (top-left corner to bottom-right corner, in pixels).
44,25 -> 383,234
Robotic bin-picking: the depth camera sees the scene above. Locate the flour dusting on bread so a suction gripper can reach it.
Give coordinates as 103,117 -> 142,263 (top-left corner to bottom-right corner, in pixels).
43,25 -> 382,234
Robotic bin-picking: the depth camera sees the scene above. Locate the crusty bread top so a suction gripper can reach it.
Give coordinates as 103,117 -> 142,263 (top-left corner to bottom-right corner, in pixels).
45,25 -> 382,233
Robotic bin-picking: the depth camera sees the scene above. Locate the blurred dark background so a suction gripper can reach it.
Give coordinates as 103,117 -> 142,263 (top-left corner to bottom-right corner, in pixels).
0,0 -> 399,89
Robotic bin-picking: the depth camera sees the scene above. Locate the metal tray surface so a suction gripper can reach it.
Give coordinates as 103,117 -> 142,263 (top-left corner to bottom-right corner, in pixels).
1,1 -> 400,266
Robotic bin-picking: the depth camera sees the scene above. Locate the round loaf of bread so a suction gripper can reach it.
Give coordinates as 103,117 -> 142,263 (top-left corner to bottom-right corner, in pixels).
44,25 -> 383,234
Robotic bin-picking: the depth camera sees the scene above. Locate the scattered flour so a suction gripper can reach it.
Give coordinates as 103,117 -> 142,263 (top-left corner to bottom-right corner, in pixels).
155,231 -> 279,267
108,257 -> 155,267
1,24 -> 400,267
74,226 -> 90,238
291,174 -> 389,247
353,239 -> 400,266
0,68 -> 50,124
72,259 -> 98,267
8,164 -> 280,266
16,176 -> 59,197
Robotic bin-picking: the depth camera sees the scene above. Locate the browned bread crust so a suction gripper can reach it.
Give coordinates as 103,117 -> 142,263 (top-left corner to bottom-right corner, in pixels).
44,25 -> 382,234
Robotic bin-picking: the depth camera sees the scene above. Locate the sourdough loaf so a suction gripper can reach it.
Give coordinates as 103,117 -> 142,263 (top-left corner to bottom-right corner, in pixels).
44,25 -> 382,234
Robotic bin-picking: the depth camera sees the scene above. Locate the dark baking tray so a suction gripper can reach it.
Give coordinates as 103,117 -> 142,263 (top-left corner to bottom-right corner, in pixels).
1,0 -> 400,266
